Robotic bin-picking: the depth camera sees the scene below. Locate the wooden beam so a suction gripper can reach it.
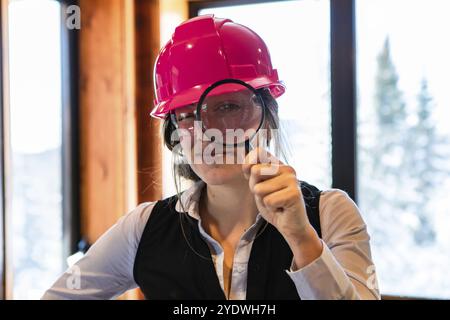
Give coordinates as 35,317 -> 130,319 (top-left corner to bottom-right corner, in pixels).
79,0 -> 137,243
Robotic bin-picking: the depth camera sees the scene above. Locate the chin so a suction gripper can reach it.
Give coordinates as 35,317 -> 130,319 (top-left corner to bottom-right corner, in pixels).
191,163 -> 243,186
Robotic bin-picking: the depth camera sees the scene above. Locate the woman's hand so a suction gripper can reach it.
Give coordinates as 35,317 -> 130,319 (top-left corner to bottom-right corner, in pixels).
242,147 -> 323,269
242,147 -> 308,237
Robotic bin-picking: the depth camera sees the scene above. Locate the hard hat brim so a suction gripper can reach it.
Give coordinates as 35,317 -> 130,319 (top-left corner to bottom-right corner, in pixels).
150,77 -> 285,119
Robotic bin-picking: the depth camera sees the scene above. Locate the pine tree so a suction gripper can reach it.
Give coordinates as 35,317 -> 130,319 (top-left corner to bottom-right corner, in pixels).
359,37 -> 409,243
406,78 -> 448,245
373,37 -> 407,178
374,39 -> 407,130
363,38 -> 448,246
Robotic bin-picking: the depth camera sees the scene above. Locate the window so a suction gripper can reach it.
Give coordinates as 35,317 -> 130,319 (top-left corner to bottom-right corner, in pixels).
356,0 -> 450,298
196,0 -> 332,189
5,0 -> 78,299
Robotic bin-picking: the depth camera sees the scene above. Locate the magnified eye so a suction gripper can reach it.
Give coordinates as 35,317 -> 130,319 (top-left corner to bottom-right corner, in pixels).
216,102 -> 241,113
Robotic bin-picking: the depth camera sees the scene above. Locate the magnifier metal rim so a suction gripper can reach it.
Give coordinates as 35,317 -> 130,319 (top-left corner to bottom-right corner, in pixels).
195,78 -> 266,147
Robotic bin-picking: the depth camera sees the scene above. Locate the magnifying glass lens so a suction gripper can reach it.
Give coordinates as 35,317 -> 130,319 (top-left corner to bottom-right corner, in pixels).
198,82 -> 264,145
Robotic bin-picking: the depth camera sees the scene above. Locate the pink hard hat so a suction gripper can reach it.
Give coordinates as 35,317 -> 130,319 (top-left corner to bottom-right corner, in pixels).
150,14 -> 286,119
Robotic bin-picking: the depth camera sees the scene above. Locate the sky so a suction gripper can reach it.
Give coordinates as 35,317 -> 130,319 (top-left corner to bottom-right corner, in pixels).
356,0 -> 450,136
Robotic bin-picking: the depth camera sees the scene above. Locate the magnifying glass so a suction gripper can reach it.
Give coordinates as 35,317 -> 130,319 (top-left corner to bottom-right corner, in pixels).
195,78 -> 266,152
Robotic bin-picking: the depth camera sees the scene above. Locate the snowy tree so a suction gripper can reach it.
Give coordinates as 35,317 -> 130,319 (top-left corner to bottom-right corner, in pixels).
405,78 -> 449,245
361,37 -> 447,247
359,37 -> 409,244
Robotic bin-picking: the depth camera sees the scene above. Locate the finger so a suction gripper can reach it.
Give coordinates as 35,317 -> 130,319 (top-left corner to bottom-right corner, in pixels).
248,164 -> 294,189
242,147 -> 281,179
262,187 -> 301,211
242,147 -> 269,178
249,163 -> 296,186
251,170 -> 297,198
248,163 -> 281,190
251,174 -> 288,198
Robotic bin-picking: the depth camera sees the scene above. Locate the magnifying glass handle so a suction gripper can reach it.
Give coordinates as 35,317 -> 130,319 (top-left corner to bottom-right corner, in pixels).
245,140 -> 254,154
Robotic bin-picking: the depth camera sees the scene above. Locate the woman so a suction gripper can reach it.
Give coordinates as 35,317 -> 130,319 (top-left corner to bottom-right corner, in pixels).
43,15 -> 380,300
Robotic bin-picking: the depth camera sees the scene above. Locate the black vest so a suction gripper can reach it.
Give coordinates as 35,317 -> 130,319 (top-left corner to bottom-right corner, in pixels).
133,180 -> 322,300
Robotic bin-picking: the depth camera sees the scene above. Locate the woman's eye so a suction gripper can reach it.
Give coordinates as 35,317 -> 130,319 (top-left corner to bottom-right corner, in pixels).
217,103 -> 241,112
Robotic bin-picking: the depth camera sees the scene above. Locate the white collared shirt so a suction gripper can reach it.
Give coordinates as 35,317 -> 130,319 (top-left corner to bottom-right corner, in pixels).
42,180 -> 380,300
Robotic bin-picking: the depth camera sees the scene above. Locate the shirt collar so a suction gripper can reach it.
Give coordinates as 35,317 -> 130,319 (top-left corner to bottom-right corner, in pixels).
174,180 -> 205,219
